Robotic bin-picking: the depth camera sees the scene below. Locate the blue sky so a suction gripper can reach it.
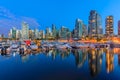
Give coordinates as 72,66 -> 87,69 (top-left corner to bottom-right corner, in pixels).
0,0 -> 119,36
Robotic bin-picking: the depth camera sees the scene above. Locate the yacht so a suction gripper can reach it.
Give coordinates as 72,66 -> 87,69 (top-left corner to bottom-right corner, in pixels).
10,43 -> 19,52
56,43 -> 71,49
0,43 -> 3,52
30,43 -> 38,51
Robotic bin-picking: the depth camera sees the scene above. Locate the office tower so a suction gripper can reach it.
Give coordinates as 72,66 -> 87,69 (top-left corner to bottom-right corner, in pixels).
29,29 -> 34,40
74,19 -> 83,39
59,26 -> 70,40
22,22 -> 29,40
118,20 -> 120,35
82,24 -> 88,38
45,27 -> 52,39
34,29 -> 39,39
8,32 -> 11,38
11,27 -> 16,39
39,30 -> 45,39
1,34 -> 4,38
52,24 -> 57,39
16,30 -> 21,39
8,29 -> 12,38
88,10 -> 103,38
105,16 -> 114,36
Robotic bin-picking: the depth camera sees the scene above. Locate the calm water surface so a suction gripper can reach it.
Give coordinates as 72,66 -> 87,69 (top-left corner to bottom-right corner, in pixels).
0,48 -> 120,80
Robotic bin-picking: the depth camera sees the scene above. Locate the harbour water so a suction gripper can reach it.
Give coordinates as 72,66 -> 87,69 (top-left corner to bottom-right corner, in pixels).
0,48 -> 120,80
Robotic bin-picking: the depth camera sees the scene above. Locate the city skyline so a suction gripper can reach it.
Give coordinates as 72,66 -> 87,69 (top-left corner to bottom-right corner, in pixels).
0,1 -> 120,80
0,0 -> 120,36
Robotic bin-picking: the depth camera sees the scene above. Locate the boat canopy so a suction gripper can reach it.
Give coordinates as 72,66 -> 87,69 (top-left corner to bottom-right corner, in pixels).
24,40 -> 31,46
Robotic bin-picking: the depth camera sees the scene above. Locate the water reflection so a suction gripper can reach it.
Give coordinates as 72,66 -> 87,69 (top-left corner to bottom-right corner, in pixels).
88,49 -> 103,77
1,48 -> 120,79
118,54 -> 120,65
106,49 -> 114,73
20,54 -> 29,63
72,49 -> 87,68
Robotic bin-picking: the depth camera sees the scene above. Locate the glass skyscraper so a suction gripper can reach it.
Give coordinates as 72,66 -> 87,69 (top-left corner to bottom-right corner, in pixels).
88,10 -> 103,38
11,27 -> 16,39
59,26 -> 70,40
22,22 -> 29,40
74,19 -> 84,39
52,24 -> 57,39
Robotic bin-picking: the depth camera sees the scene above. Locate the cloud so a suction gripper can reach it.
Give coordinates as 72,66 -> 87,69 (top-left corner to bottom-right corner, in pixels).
0,7 -> 16,19
0,6 -> 40,36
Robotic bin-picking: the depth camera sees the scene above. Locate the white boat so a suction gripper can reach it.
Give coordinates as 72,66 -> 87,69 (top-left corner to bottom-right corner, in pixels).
0,43 -> 3,52
48,44 -> 54,48
10,43 -> 19,52
79,43 -> 89,48
71,42 -> 81,49
56,43 -> 71,49
89,44 -> 95,48
6,47 -> 11,53
30,43 -> 38,51
71,42 -> 89,49
19,41 -> 27,52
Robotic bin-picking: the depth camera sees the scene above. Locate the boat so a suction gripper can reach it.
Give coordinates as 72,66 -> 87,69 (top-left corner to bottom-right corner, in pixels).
6,47 -> 11,54
0,43 -> 3,53
10,43 -> 19,52
71,42 -> 81,49
71,42 -> 90,49
30,43 -> 38,51
56,43 -> 71,49
20,42 -> 27,52
89,44 -> 96,48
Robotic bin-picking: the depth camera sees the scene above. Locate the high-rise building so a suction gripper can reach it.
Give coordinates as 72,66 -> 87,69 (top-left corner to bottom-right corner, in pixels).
16,30 -> 21,39
22,22 -> 29,40
39,30 -> 45,39
45,27 -> 52,39
105,16 -> 114,36
29,29 -> 34,40
9,29 -> 12,38
74,19 -> 83,39
11,27 -> 16,39
88,10 -> 103,38
118,20 -> 120,35
34,29 -> 39,39
52,24 -> 57,39
82,24 -> 88,38
59,26 -> 70,40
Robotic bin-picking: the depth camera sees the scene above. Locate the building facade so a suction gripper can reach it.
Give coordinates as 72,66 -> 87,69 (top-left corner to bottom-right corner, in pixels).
105,16 -> 114,36
118,20 -> 120,35
34,29 -> 39,39
45,27 -> 53,39
52,24 -> 57,39
22,22 -> 29,40
88,10 -> 103,39
39,30 -> 45,39
82,24 -> 88,38
74,19 -> 83,39
16,30 -> 22,39
59,26 -> 70,40
11,27 -> 16,39
29,29 -> 34,40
